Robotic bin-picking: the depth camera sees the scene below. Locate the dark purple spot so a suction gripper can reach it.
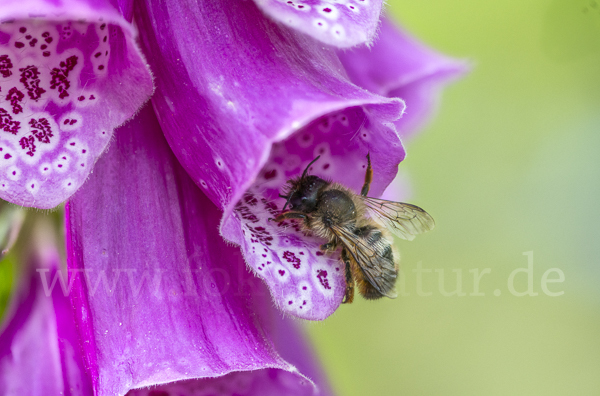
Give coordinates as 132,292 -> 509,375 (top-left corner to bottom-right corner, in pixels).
14,42 -> 24,48
103,36 -> 107,42
82,149 -> 86,153
58,164 -> 63,168
283,251 -> 301,269
50,55 -> 78,99
43,167 -> 48,171
70,119 -> 77,125
0,108 -> 21,134
12,171 -> 15,175
80,163 -> 84,167
303,300 -> 306,305
42,51 -> 50,57
317,269 -> 331,289
7,87 -> 24,114
243,194 -> 258,206
69,142 -> 75,146
323,7 -> 332,12
45,37 -> 53,44
98,65 -> 104,70
316,251 -> 324,256
278,270 -> 285,276
262,254 -> 266,258
323,163 -> 330,170
4,154 -> 11,160
264,169 -> 277,180
62,156 -> 66,160
30,118 -> 53,144
30,184 -> 34,188
302,286 -> 307,290
42,32 -> 49,38
288,301 -> 293,305
17,67 -> 42,100
89,95 -> 95,100
0,55 -> 13,78
299,252 -> 304,255
100,23 -> 106,30
94,52 -> 101,58
25,35 -> 32,40
19,27 -> 27,33
64,119 -> 70,125
41,44 -> 47,50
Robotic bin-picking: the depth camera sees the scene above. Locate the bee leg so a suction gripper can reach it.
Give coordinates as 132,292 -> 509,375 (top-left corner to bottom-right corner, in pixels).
272,212 -> 307,223
341,249 -> 355,304
320,240 -> 338,251
360,153 -> 373,197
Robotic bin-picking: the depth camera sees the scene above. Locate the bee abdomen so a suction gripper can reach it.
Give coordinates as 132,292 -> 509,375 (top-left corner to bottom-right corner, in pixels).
353,225 -> 398,299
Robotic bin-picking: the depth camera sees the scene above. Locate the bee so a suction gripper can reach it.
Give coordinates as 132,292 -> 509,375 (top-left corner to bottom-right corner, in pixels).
273,154 -> 435,303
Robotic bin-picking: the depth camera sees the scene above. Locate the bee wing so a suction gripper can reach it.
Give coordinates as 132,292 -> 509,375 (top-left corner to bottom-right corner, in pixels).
330,225 -> 398,298
361,197 -> 435,241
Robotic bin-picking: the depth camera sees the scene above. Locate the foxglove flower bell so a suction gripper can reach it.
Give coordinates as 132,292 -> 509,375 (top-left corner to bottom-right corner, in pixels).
0,0 -> 466,394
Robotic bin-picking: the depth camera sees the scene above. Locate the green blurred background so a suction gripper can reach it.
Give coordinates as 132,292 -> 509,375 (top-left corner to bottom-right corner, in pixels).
307,0 -> 600,395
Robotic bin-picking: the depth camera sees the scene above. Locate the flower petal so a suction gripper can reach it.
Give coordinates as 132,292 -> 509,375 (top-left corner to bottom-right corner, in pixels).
66,106 -> 317,396
126,370 -> 315,396
0,0 -> 152,208
0,222 -> 92,394
135,0 -> 405,320
125,312 -> 334,396
252,0 -> 383,48
338,17 -> 469,139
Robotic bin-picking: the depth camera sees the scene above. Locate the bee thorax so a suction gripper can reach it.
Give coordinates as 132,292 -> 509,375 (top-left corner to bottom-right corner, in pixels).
317,189 -> 356,227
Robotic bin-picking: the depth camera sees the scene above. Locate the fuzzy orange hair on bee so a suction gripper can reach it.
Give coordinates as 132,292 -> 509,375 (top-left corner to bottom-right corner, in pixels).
273,154 -> 434,303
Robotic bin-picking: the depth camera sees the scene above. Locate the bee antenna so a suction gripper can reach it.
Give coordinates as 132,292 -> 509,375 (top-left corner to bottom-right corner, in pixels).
301,155 -> 321,180
279,194 -> 289,199
281,190 -> 295,213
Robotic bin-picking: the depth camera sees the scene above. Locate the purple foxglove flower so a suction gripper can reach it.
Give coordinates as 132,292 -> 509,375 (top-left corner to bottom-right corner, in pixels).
0,219 -> 93,394
338,17 -> 469,140
0,0 -> 465,394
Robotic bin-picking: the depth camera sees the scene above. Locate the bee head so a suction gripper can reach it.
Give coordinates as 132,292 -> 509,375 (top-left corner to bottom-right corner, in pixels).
281,156 -> 329,214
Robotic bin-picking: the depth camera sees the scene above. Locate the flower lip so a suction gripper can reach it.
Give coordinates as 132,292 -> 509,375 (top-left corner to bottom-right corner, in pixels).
0,0 -> 153,209
253,0 -> 384,48
221,103 -> 406,321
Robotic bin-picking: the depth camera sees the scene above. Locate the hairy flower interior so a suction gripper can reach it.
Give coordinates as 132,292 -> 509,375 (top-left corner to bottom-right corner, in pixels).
231,106 -> 391,319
